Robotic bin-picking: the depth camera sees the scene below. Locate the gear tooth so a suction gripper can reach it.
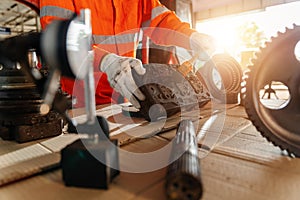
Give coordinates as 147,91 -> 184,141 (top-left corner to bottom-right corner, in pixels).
270,35 -> 276,41
263,41 -> 270,48
242,68 -> 250,79
254,51 -> 261,59
292,23 -> 299,30
244,67 -> 251,73
260,42 -> 267,49
285,26 -> 290,32
288,24 -> 297,30
277,30 -> 284,36
265,37 -> 272,43
250,58 -> 257,66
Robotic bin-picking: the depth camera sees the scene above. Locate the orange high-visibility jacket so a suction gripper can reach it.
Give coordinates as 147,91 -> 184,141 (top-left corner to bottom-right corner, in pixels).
40,0 -> 196,107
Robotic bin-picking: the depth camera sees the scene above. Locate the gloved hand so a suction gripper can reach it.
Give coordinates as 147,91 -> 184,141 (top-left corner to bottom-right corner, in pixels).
190,32 -> 216,61
100,53 -> 146,108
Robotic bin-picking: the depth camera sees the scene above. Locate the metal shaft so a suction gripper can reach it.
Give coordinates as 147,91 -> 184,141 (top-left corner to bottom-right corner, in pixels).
166,120 -> 203,200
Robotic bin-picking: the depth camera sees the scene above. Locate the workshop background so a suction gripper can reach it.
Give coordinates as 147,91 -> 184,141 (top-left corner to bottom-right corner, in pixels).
0,0 -> 300,200
1,0 -> 300,68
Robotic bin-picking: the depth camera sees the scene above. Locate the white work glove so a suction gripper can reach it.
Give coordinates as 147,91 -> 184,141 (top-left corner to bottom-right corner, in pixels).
100,53 -> 146,108
190,32 -> 216,61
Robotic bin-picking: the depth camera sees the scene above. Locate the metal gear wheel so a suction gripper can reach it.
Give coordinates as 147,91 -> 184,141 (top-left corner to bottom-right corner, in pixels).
243,24 -> 300,157
200,53 -> 243,104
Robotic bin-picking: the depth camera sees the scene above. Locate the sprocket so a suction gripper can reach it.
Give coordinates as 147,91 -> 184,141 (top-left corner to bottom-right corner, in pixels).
243,24 -> 300,157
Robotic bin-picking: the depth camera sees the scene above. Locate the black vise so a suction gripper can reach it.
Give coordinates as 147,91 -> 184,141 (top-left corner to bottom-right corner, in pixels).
61,116 -> 119,189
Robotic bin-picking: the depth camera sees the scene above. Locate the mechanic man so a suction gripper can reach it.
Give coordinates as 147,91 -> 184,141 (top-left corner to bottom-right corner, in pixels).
40,0 -> 215,108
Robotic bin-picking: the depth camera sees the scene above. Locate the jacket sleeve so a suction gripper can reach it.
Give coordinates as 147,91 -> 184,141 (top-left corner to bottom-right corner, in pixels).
142,0 -> 196,50
39,0 -> 75,29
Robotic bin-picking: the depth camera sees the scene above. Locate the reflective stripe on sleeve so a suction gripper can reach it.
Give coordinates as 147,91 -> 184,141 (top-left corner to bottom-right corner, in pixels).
93,32 -> 139,45
142,5 -> 170,27
151,5 -> 169,20
40,6 -> 74,19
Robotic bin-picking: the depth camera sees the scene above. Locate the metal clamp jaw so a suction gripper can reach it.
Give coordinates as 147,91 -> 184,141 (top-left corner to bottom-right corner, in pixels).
40,9 -> 95,122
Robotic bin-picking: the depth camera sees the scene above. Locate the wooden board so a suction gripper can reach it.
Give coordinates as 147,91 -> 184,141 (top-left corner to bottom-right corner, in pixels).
200,152 -> 300,200
0,134 -> 80,186
1,104 -> 300,200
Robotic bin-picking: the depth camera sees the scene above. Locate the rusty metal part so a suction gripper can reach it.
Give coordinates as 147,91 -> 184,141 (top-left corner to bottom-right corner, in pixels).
0,68 -> 42,120
0,67 -> 41,122
199,53 -> 243,104
11,112 -> 63,143
243,24 -> 300,157
131,63 -> 210,121
0,61 -> 63,143
176,55 -> 198,77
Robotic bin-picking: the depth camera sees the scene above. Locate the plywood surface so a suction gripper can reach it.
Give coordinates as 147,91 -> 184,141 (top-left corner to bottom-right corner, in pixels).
0,103 -> 300,200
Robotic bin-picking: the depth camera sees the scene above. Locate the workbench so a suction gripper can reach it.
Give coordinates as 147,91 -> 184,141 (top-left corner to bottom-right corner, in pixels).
0,102 -> 300,200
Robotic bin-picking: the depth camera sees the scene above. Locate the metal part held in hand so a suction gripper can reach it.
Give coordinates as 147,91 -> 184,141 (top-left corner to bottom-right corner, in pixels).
131,63 -> 211,121
177,54 -> 198,77
165,120 -> 203,200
